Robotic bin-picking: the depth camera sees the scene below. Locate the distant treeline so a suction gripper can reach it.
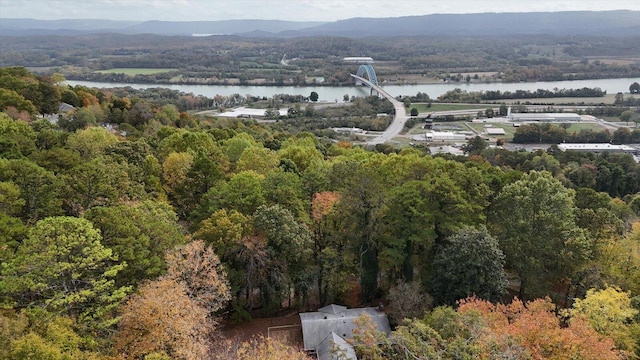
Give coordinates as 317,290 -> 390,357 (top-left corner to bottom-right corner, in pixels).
439,87 -> 606,103
482,87 -> 606,100
513,123 -> 640,144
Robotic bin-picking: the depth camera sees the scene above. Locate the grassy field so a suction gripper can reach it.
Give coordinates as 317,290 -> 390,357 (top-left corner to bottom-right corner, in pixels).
564,123 -> 606,132
466,123 -> 518,140
464,121 -> 611,141
412,103 -> 488,112
95,68 -> 178,75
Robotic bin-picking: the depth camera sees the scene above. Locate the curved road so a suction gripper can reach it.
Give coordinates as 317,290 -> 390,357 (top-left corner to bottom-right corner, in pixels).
350,74 -> 408,145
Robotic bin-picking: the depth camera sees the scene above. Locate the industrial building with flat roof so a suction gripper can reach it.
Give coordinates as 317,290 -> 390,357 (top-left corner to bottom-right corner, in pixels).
508,112 -> 583,122
413,131 -> 468,142
343,57 -> 374,63
485,127 -> 507,136
507,106 -> 582,122
557,143 -> 637,154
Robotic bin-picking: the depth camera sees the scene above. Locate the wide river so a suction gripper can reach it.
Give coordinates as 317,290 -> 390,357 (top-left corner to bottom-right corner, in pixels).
67,77 -> 639,102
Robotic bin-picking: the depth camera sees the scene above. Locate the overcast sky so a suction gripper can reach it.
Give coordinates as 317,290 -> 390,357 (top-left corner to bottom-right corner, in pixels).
1,0 -> 640,22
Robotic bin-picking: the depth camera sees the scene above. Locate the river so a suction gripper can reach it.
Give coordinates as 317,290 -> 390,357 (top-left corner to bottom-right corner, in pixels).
66,77 -> 639,102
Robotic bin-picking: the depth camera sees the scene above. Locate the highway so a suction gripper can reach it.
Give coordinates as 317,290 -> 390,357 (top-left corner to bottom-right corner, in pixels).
350,73 -> 408,145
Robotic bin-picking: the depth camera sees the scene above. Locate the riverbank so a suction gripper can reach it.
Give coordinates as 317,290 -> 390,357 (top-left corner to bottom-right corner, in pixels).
66,74 -> 640,87
66,77 -> 640,103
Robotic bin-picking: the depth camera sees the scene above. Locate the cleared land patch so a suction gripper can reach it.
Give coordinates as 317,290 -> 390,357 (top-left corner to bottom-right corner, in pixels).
587,56 -> 640,66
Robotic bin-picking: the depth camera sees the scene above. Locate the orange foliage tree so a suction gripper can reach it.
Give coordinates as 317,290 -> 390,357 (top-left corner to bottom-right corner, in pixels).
457,297 -> 620,360
311,191 -> 341,221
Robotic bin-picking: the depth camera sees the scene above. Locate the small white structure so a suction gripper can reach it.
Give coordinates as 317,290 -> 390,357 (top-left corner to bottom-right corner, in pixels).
413,131 -> 467,142
557,143 -> 636,154
331,127 -> 366,135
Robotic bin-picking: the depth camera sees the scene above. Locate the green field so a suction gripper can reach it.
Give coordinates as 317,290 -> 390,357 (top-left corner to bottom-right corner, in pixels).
564,123 -> 607,132
95,68 -> 178,75
412,103 -> 488,112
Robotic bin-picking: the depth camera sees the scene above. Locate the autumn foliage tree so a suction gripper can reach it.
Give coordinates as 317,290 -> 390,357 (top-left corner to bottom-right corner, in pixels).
456,296 -> 621,360
115,277 -> 212,360
383,296 -> 622,359
570,286 -> 639,356
231,336 -> 311,360
165,239 -> 231,315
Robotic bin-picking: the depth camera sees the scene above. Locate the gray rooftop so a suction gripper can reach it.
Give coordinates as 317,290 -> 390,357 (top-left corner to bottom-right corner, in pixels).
299,305 -> 391,352
58,102 -> 75,113
316,332 -> 357,360
318,304 -> 347,315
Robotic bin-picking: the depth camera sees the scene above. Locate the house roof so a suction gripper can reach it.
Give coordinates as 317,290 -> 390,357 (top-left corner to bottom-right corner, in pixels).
316,332 -> 357,360
318,304 -> 347,315
58,102 -> 75,113
299,305 -> 391,352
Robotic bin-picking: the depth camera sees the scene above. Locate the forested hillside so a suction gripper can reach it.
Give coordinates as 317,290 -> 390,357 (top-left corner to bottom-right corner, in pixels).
1,67 -> 640,359
2,32 -> 639,85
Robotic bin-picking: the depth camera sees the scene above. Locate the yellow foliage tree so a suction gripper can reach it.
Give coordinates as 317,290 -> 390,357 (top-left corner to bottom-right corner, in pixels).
115,277 -> 211,360
162,152 -> 193,193
571,286 -> 639,355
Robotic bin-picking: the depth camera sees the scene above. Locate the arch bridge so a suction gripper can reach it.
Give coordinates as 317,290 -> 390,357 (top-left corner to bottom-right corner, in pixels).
355,64 -> 378,86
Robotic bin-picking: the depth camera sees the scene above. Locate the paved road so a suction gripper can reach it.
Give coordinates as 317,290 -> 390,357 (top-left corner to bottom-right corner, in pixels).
350,74 -> 408,145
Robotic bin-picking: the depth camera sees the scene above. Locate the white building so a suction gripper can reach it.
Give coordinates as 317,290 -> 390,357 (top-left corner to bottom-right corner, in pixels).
216,107 -> 288,118
343,57 -> 374,63
331,127 -> 366,135
413,131 -> 467,142
557,143 -> 636,154
507,106 -> 582,122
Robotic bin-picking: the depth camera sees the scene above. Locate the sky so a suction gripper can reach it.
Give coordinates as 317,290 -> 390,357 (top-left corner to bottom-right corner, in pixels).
1,0 -> 640,22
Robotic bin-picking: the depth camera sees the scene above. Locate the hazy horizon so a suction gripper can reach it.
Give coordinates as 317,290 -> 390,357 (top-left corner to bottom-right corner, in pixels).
2,0 -> 640,22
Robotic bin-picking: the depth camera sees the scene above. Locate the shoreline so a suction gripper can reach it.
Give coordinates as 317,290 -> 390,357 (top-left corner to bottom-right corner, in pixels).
65,76 -> 640,88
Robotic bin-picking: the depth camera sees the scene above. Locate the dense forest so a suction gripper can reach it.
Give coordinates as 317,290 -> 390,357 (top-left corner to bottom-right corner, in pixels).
1,66 -> 640,359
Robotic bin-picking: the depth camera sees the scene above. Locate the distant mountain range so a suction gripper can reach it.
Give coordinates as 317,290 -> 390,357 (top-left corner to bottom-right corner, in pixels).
1,11 -> 639,37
